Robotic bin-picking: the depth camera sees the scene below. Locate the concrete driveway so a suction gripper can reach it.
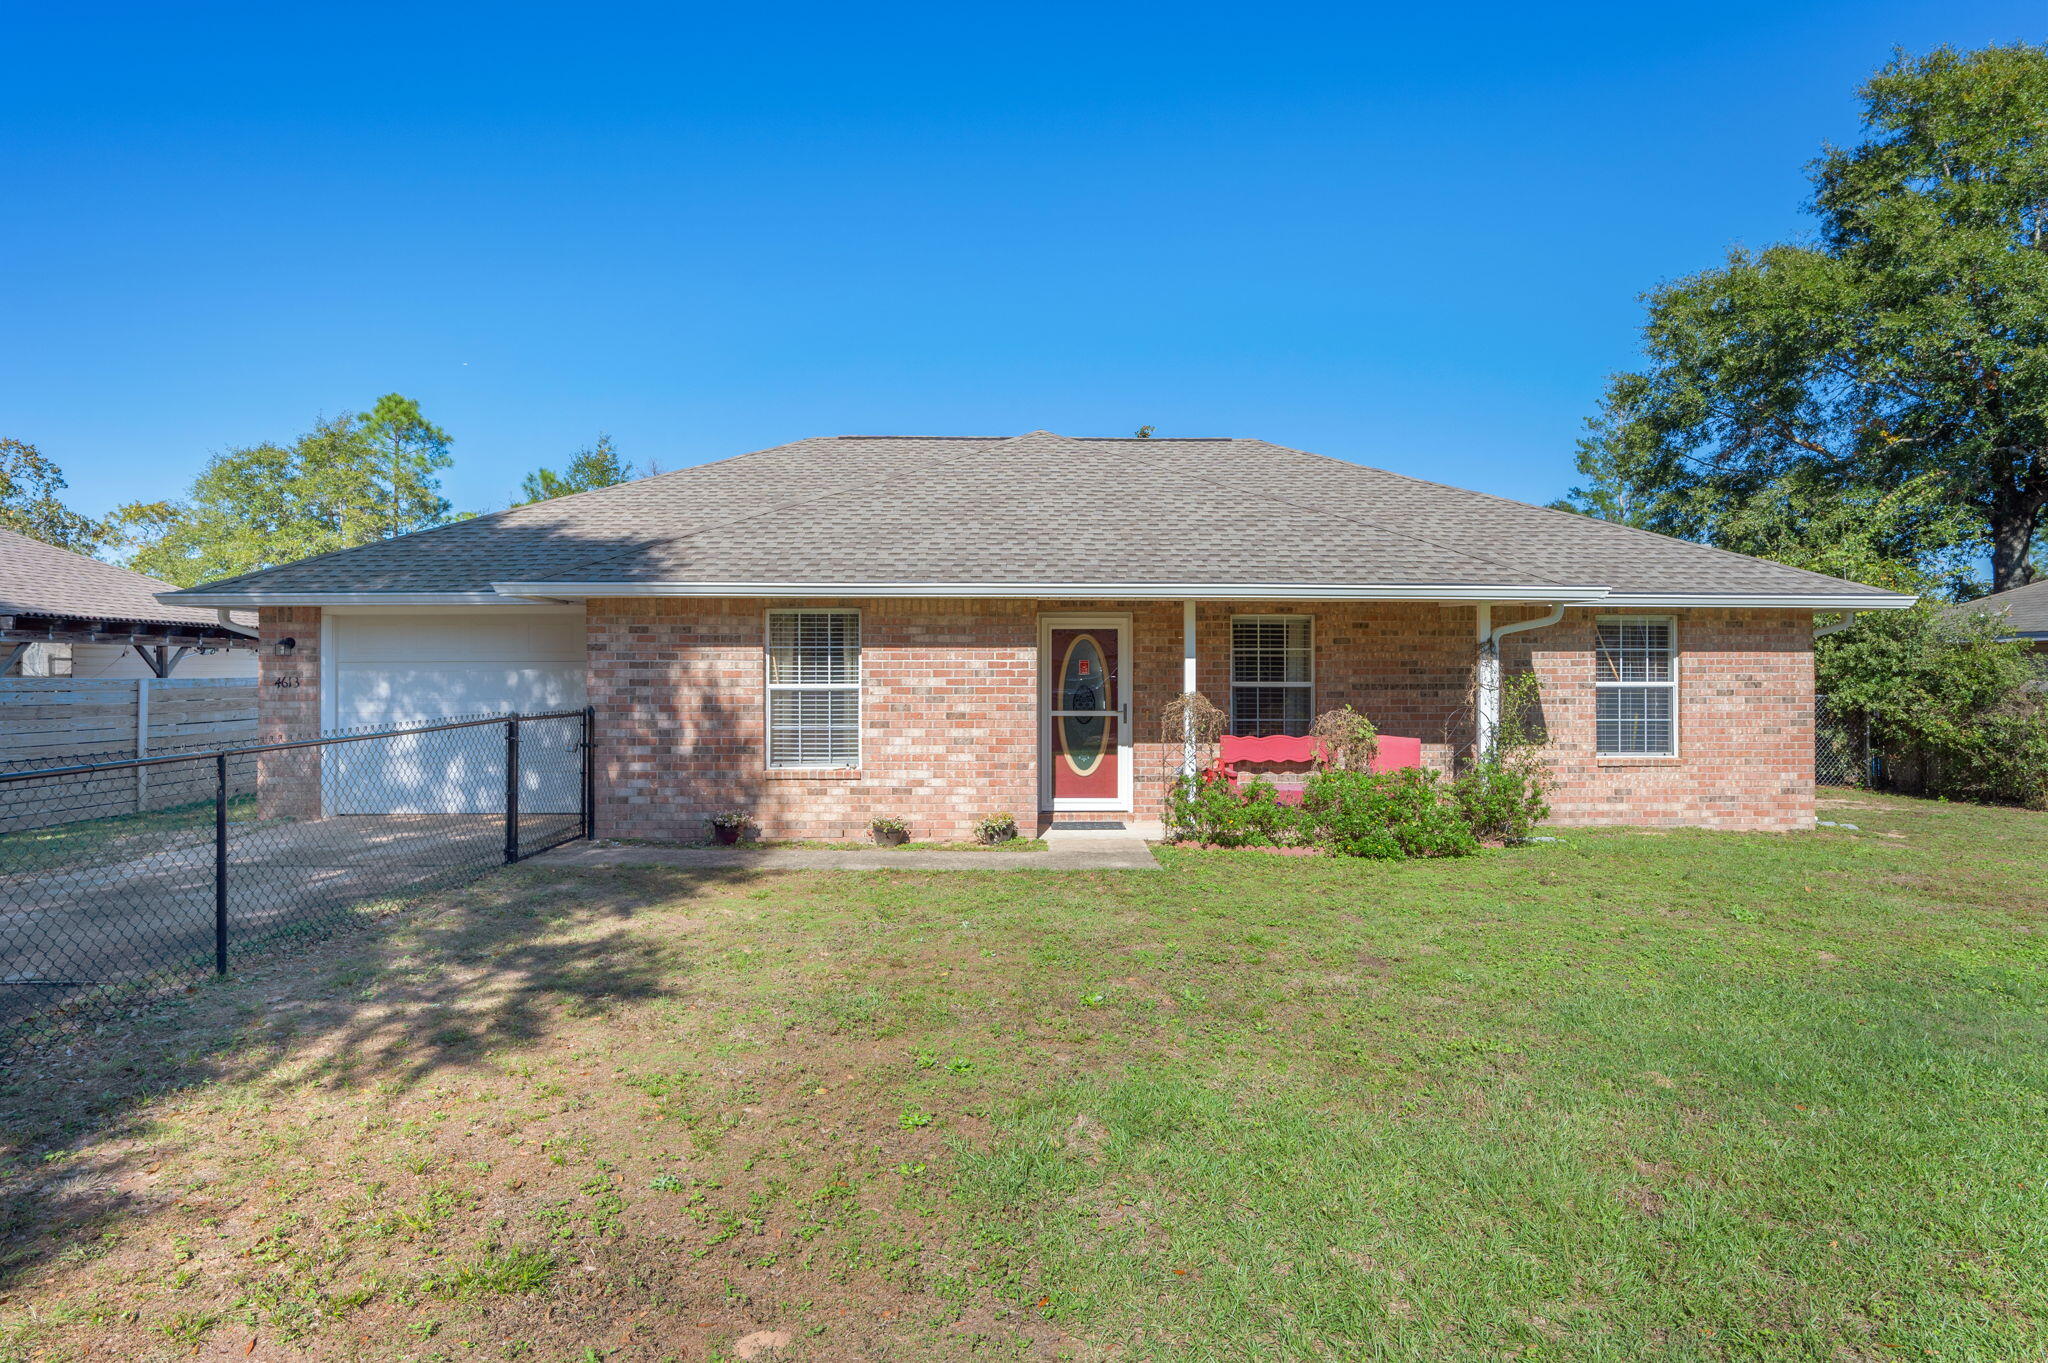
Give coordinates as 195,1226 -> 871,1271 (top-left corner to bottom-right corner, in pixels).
0,813 -> 574,1037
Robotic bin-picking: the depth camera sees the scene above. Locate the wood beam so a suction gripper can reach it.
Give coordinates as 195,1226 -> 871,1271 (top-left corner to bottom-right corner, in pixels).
1,620 -> 255,649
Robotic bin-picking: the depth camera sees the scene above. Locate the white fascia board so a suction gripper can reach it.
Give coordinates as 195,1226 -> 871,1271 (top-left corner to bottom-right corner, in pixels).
161,591 -> 553,608
166,584 -> 1915,610
487,580 -> 1614,603
1599,592 -> 1918,610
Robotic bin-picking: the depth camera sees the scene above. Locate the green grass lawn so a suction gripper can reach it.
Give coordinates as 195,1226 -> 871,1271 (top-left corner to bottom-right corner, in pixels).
1,790 -> 2043,1361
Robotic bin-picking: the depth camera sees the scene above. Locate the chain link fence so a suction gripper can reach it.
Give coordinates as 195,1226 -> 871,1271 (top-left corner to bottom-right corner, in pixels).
1815,692 -> 1870,788
0,709 -> 590,1051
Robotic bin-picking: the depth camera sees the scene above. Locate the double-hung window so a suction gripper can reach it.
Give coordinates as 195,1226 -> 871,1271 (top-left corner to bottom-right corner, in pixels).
766,610 -> 861,768
1595,616 -> 1677,756
1231,615 -> 1312,736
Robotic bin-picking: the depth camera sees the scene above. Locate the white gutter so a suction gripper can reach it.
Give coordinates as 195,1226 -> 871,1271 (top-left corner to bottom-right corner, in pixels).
487,580 -> 1613,603
161,584 -> 1920,612
1601,593 -> 1915,610
162,590 -> 552,608
1475,603 -> 1570,759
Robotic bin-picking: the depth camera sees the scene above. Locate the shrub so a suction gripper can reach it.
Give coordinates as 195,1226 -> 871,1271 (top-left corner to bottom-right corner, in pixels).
973,812 -> 1019,844
1822,602 -> 2048,808
709,810 -> 749,829
1456,670 -> 1551,841
1453,761 -> 1550,842
870,815 -> 908,836
1164,775 -> 1303,847
1920,698 -> 2048,809
1300,768 -> 1478,859
1309,705 -> 1379,769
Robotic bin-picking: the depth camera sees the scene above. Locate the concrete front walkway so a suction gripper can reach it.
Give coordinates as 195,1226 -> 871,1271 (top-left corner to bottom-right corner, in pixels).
534,834 -> 1161,873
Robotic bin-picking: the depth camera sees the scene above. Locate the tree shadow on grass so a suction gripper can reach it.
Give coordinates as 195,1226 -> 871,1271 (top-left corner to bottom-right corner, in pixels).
0,861 -> 759,1293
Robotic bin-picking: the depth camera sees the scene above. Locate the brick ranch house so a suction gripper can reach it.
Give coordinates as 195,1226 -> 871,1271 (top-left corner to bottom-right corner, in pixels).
164,431 -> 1914,839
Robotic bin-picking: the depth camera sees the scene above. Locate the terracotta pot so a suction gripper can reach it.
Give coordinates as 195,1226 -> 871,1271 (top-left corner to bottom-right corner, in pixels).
713,824 -> 743,845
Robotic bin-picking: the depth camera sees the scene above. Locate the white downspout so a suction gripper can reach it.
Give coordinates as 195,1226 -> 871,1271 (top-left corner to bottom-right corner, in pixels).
1181,599 -> 1198,776
1476,602 -> 1569,759
1813,610 -> 1860,639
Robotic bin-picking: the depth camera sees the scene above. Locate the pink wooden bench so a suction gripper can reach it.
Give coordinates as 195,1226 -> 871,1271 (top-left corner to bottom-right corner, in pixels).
1205,733 -> 1423,803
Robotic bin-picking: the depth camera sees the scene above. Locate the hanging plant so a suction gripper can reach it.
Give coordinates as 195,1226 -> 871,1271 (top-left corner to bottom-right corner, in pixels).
1160,691 -> 1227,764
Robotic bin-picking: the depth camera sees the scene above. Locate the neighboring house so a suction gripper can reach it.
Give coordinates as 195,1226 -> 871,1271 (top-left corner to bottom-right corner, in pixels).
0,527 -> 256,678
164,431 -> 1915,836
1958,577 -> 2048,657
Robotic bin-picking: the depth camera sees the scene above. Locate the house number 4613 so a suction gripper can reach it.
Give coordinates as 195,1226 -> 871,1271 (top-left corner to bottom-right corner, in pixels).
269,673 -> 302,688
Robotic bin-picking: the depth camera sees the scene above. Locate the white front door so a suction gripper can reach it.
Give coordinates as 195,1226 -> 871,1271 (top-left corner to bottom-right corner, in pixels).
1039,614 -> 1133,812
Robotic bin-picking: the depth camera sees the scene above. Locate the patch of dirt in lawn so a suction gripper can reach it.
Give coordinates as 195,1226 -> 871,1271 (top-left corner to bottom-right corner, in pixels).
0,868 -> 1101,1362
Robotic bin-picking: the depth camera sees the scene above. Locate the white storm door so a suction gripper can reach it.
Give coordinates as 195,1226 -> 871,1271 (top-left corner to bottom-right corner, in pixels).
1040,614 -> 1133,812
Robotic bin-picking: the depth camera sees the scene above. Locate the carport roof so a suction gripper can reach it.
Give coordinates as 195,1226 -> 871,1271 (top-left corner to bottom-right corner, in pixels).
161,432 -> 1915,609
0,527 -> 254,632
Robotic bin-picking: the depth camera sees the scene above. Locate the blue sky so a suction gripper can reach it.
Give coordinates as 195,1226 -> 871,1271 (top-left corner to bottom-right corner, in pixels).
4,1 -> 2042,524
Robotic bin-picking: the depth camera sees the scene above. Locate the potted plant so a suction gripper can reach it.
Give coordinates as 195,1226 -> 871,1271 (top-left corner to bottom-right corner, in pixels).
974,812 -> 1019,845
709,810 -> 750,845
870,815 -> 910,847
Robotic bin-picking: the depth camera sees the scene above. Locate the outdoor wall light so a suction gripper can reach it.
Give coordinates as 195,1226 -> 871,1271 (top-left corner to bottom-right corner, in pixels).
273,637 -> 297,657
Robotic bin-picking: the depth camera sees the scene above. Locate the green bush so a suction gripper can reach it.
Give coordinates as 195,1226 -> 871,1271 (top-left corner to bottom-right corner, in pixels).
1921,702 -> 2048,809
1822,603 -> 2048,808
1163,776 -> 1303,847
1300,768 -> 1479,859
1453,759 -> 1550,842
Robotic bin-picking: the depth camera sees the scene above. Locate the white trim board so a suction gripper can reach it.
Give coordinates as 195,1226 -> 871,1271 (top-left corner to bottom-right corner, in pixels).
167,584 -> 1920,611
489,581 -> 1608,602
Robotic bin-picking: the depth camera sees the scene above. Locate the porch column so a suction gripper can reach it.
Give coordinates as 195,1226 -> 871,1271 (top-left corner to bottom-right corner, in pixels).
1180,599 -> 1198,776
1475,603 -> 1498,760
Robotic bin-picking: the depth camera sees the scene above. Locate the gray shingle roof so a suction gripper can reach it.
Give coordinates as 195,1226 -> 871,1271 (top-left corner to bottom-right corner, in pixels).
164,432 -> 1909,603
0,528 -> 252,630
1961,578 -> 2048,638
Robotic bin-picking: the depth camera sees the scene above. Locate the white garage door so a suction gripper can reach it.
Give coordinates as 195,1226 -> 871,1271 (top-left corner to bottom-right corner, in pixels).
326,610 -> 586,815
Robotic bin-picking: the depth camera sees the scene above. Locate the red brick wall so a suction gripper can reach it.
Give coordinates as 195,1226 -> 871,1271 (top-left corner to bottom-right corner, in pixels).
1503,607 -> 1815,830
256,606 -> 322,819
263,598 -> 1816,838
1123,601 -> 1478,818
1043,601 -> 1810,831
587,598 -> 1040,842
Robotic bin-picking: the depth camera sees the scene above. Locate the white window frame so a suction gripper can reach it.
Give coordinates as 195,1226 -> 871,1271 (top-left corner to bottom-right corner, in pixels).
1594,614 -> 1679,757
1229,613 -> 1314,737
764,608 -> 862,769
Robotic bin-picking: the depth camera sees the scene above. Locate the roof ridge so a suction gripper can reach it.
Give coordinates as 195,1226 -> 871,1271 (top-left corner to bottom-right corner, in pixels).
1247,439 -> 1885,594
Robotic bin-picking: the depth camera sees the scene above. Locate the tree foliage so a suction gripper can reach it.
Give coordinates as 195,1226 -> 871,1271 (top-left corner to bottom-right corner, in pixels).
0,438 -> 102,553
359,393 -> 454,536
110,404 -> 459,587
517,434 -> 633,506
1559,44 -> 2048,592
1819,602 -> 2048,808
